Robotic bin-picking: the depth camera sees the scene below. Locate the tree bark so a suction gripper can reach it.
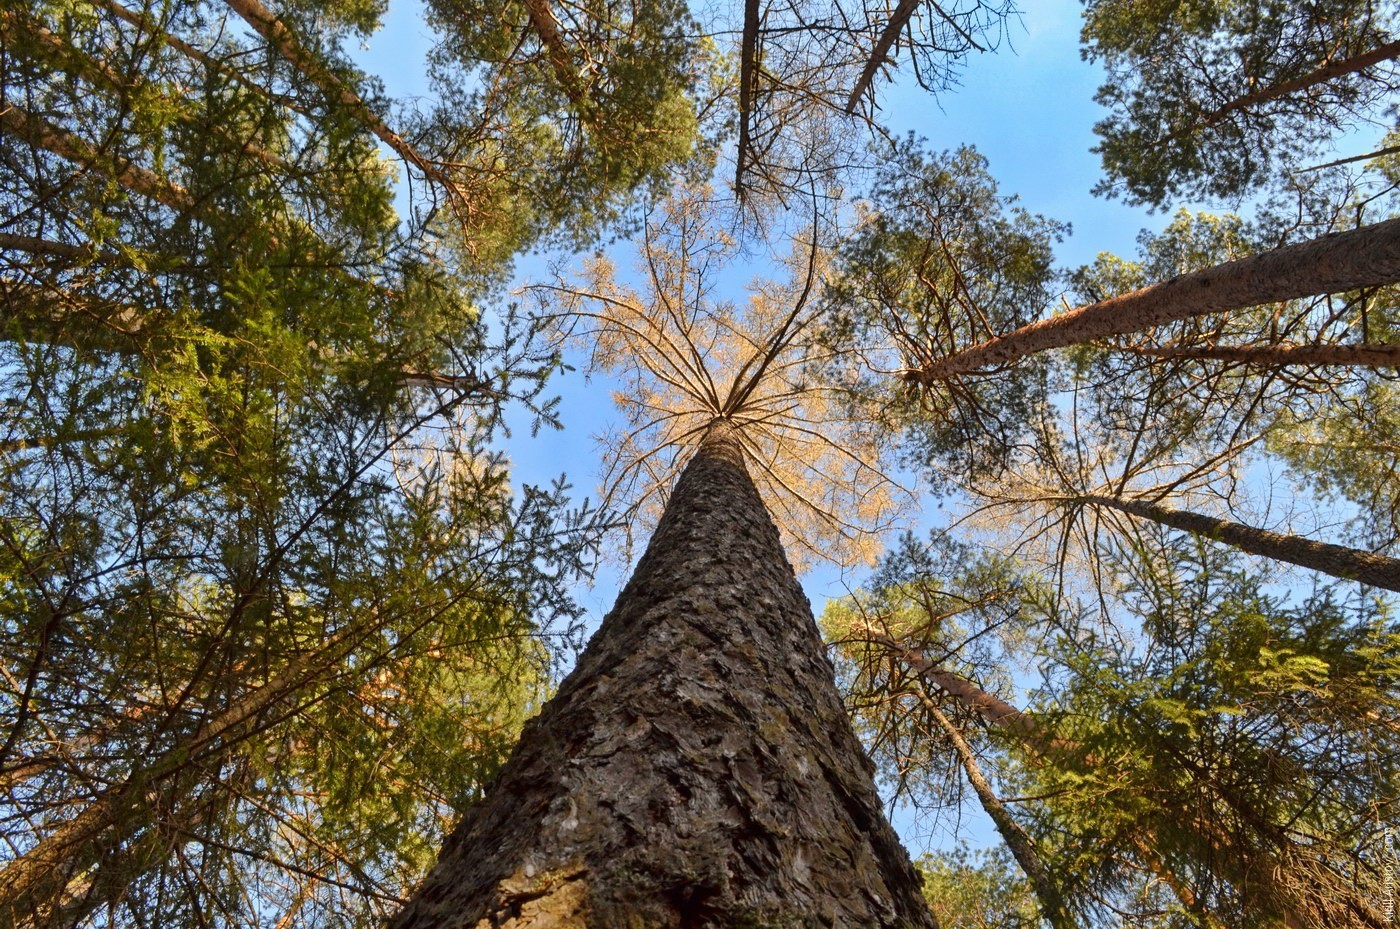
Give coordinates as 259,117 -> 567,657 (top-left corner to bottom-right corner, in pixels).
1119,340 -> 1400,367
861,632 -> 1082,758
734,0 -> 761,200
1081,494 -> 1400,592
0,105 -> 195,212
390,418 -> 934,928
902,217 -> 1400,384
0,8 -> 286,172
94,0 -> 313,117
845,0 -> 919,114
521,0 -> 586,107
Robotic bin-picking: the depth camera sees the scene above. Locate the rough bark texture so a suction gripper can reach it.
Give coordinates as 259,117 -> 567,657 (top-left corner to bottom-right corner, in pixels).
391,419 -> 935,928
1083,494 -> 1400,592
905,217 -> 1400,383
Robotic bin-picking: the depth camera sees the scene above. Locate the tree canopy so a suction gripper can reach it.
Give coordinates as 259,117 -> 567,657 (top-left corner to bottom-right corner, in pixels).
5,0 -> 1400,927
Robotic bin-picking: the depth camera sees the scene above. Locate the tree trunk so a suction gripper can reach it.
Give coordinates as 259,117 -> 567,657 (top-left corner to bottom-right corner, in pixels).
0,105 -> 194,212
862,632 -> 1054,752
903,217 -> 1400,384
1171,40 -> 1400,142
918,696 -> 1072,929
1,8 -> 286,172
1081,494 -> 1400,592
0,627 -> 359,926
845,0 -> 919,114
390,418 -> 934,928
734,0 -> 761,200
223,0 -> 464,203
1119,341 -> 1400,367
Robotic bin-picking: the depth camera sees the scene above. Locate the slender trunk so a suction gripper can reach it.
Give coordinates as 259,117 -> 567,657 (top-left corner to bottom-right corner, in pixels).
874,636 -> 1386,928
845,0 -> 919,114
919,695 -> 1074,929
1081,494 -> 1400,592
1120,340 -> 1400,367
521,0 -> 585,107
863,631 -> 1064,755
0,630 -> 355,926
903,217 -> 1400,384
391,419 -> 934,928
1173,40 -> 1400,141
734,0 -> 761,199
1,276 -> 471,391
1302,142 -> 1400,172
33,800 -> 200,929
1126,836 -> 1227,929
0,105 -> 195,212
1,278 -> 148,350
0,9 -> 286,172
0,233 -> 104,263
222,0 -> 463,202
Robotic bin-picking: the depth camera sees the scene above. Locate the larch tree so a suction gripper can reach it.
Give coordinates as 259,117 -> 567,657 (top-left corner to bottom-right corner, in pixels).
389,182 -> 934,926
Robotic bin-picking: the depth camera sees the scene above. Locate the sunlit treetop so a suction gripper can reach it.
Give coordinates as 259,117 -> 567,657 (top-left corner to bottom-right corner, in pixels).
538,180 -> 912,571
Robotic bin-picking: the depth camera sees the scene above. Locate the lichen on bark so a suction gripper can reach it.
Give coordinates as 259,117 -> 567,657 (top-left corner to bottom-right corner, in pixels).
390,419 -> 934,928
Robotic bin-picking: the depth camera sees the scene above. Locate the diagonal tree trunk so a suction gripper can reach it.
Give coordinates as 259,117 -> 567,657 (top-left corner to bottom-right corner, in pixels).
871,637 -> 1371,928
0,8 -> 287,172
845,0 -> 919,114
1117,340 -> 1400,367
1164,39 -> 1400,144
902,217 -> 1400,384
0,625 -> 362,926
1164,39 -> 1400,145
0,105 -> 195,212
918,694 -> 1072,929
1080,493 -> 1400,592
390,418 -> 934,928
223,0 -> 465,204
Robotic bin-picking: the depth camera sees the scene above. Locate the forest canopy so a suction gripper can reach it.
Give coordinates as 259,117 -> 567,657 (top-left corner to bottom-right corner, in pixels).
2,0 -> 1398,926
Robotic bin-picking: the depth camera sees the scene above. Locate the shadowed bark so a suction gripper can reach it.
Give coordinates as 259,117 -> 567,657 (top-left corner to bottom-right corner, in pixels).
1118,340 -> 1400,367
1081,494 -> 1400,592
390,418 -> 935,928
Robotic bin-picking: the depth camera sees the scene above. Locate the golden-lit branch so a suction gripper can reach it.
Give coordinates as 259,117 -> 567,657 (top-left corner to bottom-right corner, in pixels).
543,184 -> 909,568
